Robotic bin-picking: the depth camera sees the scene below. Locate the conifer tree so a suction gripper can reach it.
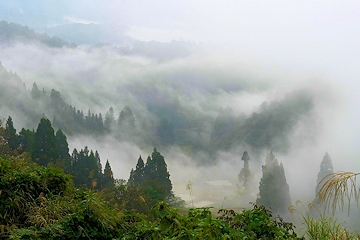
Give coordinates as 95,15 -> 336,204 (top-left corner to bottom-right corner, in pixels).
257,152 -> 291,215
56,129 -> 71,171
32,118 -> 59,166
31,82 -> 40,100
18,128 -> 35,153
118,106 -> 136,130
104,107 -> 115,132
5,116 -> 19,151
314,152 -> 333,202
144,155 -> 155,179
56,129 -> 70,160
71,146 -> 102,188
129,156 -> 145,184
103,160 -> 114,189
151,148 -> 172,197
129,148 -> 173,201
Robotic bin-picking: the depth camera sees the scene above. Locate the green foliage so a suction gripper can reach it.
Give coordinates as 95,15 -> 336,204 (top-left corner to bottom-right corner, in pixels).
70,147 -> 103,189
129,148 -> 173,202
100,179 -> 155,215
18,128 -> 35,154
290,202 -> 358,240
102,159 -> 114,189
56,129 -> 70,161
5,116 -> 19,151
302,213 -> 356,239
218,204 -> 302,239
32,117 -> 60,166
60,191 -> 124,240
124,201 -> 303,239
0,118 -> 11,155
128,155 -> 145,185
1,152 -> 304,239
0,155 -> 71,227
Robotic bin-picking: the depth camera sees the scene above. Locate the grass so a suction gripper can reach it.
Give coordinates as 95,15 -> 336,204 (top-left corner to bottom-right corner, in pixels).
318,172 -> 360,215
289,200 -> 360,239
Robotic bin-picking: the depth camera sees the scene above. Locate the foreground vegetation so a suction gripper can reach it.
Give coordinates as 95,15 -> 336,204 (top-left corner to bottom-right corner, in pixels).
1,117 -> 360,239
0,154 -> 304,239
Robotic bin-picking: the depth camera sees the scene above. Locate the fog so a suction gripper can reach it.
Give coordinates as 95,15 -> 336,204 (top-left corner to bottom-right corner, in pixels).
1,1 -> 360,210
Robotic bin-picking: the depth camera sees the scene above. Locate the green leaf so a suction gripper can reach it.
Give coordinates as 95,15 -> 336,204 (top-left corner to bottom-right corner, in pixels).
158,210 -> 168,218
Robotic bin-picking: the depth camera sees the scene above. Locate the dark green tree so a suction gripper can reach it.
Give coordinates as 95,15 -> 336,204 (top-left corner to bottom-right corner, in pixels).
56,129 -> 70,160
70,147 -> 104,189
103,159 -> 114,189
146,148 -> 173,201
238,151 -> 251,189
128,155 -> 145,184
18,128 -> 35,154
56,129 -> 71,171
5,116 -> 19,151
257,152 -> 291,215
129,149 -> 173,201
32,118 -> 59,166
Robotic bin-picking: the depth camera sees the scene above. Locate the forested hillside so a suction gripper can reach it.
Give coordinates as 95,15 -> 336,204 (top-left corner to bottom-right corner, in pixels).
0,118 -> 305,239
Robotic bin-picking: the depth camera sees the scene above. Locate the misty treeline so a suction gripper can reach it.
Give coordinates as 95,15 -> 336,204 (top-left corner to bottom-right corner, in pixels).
2,115 -> 115,190
0,115 -> 179,212
0,21 -> 316,163
0,59 -> 314,162
0,20 -> 76,48
236,151 -> 334,217
0,20 -> 201,61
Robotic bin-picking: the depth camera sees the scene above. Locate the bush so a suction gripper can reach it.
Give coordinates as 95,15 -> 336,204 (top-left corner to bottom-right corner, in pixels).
0,155 -> 71,227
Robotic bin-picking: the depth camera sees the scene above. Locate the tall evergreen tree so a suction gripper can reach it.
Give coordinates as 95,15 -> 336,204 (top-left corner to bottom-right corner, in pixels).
129,156 -> 145,184
0,119 -> 11,155
5,116 -> 19,151
69,146 -> 105,189
129,149 -> 173,201
30,82 -> 40,100
56,129 -> 71,171
104,107 -> 115,132
32,118 -> 59,166
257,152 -> 291,215
143,148 -> 172,200
314,152 -> 334,202
118,106 -> 136,130
18,128 -> 35,154
56,129 -> 70,160
103,159 -> 114,189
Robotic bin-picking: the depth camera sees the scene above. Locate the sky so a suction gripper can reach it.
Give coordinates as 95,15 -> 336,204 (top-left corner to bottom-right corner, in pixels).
1,0 -> 360,204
